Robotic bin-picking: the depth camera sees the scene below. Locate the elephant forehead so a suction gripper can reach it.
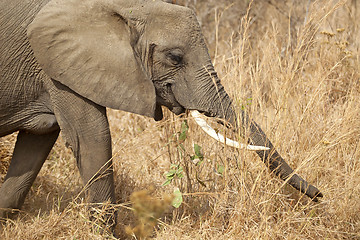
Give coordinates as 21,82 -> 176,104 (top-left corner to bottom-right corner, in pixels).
142,3 -> 200,33
144,16 -> 202,48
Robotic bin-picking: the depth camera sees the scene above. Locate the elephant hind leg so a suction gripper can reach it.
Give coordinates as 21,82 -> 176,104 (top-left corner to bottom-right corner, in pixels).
0,129 -> 59,219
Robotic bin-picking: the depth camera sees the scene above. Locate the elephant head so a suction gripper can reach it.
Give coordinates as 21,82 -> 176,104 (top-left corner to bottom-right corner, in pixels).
28,0 -> 322,200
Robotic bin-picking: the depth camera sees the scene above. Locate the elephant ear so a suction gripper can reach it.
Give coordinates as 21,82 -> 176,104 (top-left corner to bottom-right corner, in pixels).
27,0 -> 158,119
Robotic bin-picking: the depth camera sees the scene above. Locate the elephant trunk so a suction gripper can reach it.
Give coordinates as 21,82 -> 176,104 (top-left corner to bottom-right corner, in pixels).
247,118 -> 323,200
207,75 -> 323,201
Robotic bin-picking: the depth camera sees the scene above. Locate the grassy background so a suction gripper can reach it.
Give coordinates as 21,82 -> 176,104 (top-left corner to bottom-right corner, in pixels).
1,0 -> 360,239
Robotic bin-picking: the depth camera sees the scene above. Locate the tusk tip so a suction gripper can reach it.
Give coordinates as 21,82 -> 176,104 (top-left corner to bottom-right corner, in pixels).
246,145 -> 270,151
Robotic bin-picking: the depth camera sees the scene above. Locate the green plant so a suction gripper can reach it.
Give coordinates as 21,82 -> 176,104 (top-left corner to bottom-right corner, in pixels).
162,163 -> 184,187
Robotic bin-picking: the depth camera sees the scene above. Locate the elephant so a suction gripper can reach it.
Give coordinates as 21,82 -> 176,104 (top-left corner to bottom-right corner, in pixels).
0,0 -> 322,233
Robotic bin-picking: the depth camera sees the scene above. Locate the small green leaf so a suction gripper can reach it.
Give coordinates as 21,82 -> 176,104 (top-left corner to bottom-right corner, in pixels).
162,179 -> 172,186
165,170 -> 175,177
191,144 -> 204,165
181,120 -> 189,132
178,121 -> 189,141
172,188 -> 183,208
178,132 -> 187,141
194,144 -> 201,155
193,144 -> 203,160
217,164 -> 225,175
170,164 -> 178,168
175,166 -> 183,178
163,164 -> 183,186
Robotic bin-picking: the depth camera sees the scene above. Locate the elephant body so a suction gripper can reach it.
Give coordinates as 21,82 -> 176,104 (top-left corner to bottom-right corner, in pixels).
0,0 -> 117,226
0,0 -> 321,233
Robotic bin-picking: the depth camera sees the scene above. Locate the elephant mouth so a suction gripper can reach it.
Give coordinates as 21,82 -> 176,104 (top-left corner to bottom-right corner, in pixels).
154,83 -> 186,120
171,105 -> 186,115
154,96 -> 185,121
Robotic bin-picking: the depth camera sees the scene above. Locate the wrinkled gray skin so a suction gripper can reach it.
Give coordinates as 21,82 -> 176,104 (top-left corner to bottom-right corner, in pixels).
0,0 -> 322,232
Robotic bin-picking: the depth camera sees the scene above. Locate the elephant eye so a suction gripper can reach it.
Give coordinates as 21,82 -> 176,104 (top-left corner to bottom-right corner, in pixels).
166,50 -> 184,66
170,54 -> 182,65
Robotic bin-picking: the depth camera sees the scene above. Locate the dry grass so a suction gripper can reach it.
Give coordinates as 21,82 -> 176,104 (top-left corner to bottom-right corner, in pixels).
1,0 -> 360,239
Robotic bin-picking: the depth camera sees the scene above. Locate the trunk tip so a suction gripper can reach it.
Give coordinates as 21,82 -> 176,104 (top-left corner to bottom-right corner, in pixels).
307,185 -> 323,202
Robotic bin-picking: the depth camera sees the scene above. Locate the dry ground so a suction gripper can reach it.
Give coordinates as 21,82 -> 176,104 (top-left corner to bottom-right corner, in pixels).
1,0 -> 360,239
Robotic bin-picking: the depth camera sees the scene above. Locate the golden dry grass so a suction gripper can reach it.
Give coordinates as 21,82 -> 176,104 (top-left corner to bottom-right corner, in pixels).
1,0 -> 360,239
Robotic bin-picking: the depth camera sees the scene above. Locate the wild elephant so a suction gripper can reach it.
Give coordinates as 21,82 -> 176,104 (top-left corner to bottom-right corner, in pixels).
0,0 -> 322,233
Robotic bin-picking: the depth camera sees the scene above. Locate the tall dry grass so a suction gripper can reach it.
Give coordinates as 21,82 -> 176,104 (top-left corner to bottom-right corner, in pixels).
1,0 -> 359,239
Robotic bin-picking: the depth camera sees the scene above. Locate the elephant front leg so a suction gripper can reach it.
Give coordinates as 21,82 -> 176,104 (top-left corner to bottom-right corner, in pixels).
0,129 -> 59,219
77,139 -> 116,232
48,81 -> 117,233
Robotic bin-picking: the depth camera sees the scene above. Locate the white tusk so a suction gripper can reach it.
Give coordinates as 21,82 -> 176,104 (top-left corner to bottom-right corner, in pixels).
190,110 -> 270,151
